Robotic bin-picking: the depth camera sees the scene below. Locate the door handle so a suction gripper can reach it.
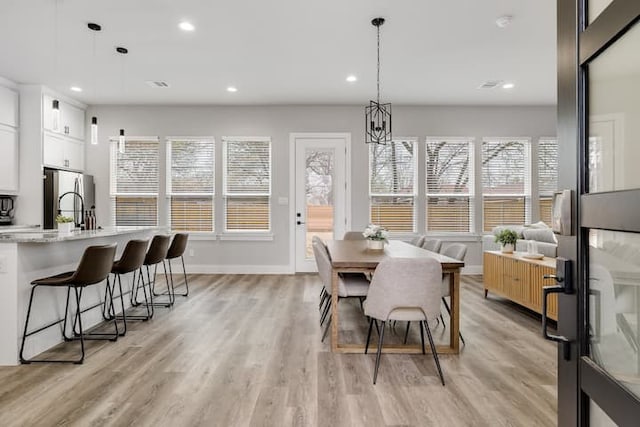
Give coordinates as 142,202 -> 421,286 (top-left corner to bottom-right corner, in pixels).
296,221 -> 305,225
542,257 -> 572,360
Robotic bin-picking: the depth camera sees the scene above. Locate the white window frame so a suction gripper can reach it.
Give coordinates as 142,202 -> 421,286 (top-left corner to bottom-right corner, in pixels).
425,137 -> 475,235
166,136 -> 215,235
481,137 -> 532,232
109,136 -> 160,227
368,138 -> 418,236
222,136 -> 272,237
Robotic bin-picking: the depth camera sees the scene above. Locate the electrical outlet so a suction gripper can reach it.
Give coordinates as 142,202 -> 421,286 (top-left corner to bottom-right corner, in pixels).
189,249 -> 195,257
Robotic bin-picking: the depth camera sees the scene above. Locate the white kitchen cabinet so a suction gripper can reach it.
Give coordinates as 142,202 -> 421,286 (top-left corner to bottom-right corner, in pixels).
0,127 -> 19,193
0,86 -> 18,128
42,94 -> 85,140
43,131 -> 84,171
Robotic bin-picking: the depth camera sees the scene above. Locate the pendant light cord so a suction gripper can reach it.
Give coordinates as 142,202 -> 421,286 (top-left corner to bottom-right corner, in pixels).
376,23 -> 380,104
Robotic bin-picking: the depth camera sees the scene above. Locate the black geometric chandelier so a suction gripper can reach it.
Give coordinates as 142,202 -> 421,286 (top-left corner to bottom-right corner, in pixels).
365,17 -> 392,145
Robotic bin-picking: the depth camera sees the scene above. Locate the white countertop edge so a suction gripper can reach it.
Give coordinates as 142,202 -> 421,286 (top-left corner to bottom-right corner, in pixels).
0,227 -> 167,243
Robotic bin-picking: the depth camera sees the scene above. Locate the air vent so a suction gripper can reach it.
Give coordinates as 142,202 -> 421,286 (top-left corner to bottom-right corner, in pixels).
145,81 -> 170,88
478,80 -> 504,89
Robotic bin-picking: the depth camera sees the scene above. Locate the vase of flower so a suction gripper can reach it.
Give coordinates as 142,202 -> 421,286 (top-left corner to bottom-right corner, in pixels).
363,224 -> 388,251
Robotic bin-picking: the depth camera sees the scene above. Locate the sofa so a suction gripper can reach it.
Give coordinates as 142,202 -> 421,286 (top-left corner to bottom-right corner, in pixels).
481,222 -> 558,258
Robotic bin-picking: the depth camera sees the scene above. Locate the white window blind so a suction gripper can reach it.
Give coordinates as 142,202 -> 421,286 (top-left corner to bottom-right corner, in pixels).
482,138 -> 530,232
223,137 -> 271,231
369,140 -> 416,232
110,138 -> 159,226
425,138 -> 474,233
167,138 -> 215,232
538,138 -> 558,225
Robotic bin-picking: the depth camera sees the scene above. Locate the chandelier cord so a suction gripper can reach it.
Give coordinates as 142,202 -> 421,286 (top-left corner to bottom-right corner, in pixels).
376,22 -> 380,105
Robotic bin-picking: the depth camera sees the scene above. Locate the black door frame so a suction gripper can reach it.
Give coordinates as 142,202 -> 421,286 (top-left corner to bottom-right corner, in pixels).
557,0 -> 640,425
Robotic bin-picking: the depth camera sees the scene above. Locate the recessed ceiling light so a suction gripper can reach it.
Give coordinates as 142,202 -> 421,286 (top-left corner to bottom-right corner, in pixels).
227,86 -> 238,93
179,21 -> 195,32
502,83 -> 515,89
496,15 -> 513,28
70,86 -> 83,92
346,75 -> 358,83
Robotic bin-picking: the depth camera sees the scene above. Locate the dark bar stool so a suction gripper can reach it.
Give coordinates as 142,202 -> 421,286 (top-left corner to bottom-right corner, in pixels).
20,243 -> 117,364
134,234 -> 172,308
104,239 -> 150,333
164,233 -> 189,297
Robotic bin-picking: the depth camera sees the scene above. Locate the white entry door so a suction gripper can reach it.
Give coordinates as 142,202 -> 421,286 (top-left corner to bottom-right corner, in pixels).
292,133 -> 350,272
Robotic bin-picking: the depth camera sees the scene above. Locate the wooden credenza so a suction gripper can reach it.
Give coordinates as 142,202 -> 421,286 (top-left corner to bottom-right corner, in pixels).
483,251 -> 558,320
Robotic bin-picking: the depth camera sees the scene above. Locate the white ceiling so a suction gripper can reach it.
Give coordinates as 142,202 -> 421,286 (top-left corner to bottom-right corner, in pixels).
0,0 -> 557,106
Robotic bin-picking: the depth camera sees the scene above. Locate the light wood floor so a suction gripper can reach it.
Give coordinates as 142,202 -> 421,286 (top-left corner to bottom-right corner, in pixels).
0,274 -> 557,427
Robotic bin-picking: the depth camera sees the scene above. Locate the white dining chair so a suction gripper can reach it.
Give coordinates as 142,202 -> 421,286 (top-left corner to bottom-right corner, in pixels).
422,238 -> 442,253
364,257 -> 445,385
312,237 -> 370,342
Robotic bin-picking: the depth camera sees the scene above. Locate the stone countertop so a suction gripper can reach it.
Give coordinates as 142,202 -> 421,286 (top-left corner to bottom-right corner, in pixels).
0,226 -> 166,243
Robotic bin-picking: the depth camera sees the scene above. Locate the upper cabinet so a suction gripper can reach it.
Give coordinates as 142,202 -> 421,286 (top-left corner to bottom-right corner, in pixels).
42,94 -> 85,141
0,85 -> 18,128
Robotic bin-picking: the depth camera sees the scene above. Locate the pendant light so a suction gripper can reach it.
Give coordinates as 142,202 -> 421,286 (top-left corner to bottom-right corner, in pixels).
88,23 -> 101,145
118,129 -> 125,154
116,46 -> 128,154
365,17 -> 392,145
52,99 -> 61,132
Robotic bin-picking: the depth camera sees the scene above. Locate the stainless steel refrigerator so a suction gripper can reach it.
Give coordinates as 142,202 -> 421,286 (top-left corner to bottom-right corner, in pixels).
43,168 -> 95,229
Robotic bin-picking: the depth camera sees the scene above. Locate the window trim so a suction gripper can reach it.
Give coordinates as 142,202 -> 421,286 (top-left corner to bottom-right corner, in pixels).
222,136 -> 272,233
425,136 -> 476,234
165,136 -> 216,234
368,137 -> 418,234
481,137 -> 532,232
109,136 -> 160,227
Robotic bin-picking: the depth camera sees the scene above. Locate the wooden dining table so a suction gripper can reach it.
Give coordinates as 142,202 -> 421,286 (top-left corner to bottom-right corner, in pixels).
325,239 -> 465,354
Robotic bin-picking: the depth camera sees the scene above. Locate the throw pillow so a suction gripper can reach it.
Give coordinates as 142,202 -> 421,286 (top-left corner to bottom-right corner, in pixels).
522,228 -> 557,244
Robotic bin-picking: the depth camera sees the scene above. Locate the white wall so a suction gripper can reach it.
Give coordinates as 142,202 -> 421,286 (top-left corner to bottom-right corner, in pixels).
86,104 -> 556,273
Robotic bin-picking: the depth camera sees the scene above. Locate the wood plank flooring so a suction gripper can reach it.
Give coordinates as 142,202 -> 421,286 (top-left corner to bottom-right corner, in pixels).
0,274 -> 557,426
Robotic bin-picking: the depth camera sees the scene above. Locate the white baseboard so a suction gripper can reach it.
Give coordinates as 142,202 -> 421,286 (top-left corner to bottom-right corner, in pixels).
184,264 -> 293,275
184,263 -> 482,276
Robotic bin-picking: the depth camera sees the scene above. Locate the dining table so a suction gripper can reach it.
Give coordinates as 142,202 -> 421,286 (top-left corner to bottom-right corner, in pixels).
325,239 -> 465,354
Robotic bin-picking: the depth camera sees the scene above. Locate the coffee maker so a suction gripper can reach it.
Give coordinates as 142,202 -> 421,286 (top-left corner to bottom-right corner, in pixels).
0,195 -> 15,226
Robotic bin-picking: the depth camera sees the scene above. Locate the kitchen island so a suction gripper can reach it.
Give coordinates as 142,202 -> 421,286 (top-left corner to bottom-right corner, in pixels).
0,227 -> 164,365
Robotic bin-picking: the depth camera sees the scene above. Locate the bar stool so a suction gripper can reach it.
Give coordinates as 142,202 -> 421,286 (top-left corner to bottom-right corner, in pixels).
164,233 -> 189,297
135,234 -> 172,308
104,239 -> 150,333
20,243 -> 117,364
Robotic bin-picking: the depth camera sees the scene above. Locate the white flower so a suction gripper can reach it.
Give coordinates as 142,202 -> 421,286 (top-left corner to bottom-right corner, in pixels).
363,224 -> 388,240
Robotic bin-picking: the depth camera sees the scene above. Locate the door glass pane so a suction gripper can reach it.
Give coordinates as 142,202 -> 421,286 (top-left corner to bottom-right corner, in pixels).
588,0 -> 614,25
590,398 -> 618,427
305,149 -> 334,258
588,23 -> 640,193
588,229 -> 640,398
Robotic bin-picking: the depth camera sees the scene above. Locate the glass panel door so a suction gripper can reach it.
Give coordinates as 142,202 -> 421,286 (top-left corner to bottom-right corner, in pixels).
294,136 -> 347,272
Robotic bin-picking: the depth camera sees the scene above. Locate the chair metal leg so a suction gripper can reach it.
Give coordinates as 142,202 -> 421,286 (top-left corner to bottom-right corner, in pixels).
320,299 -> 331,326
420,320 -> 425,354
365,318 -> 375,354
442,297 -> 465,345
72,287 -> 86,364
19,285 -> 38,363
403,321 -> 411,344
373,320 -> 386,384
423,320 -> 445,386
115,273 -> 127,335
321,315 -> 331,342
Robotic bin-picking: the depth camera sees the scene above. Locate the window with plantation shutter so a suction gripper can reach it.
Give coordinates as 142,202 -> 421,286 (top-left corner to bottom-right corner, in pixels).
538,138 -> 558,225
369,140 -> 416,232
223,137 -> 271,232
425,138 -> 474,233
167,138 -> 215,232
110,138 -> 159,226
482,138 -> 531,232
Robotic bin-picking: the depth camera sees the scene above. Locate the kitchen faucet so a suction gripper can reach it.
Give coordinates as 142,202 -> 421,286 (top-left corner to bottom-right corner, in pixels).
58,191 -> 85,229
